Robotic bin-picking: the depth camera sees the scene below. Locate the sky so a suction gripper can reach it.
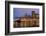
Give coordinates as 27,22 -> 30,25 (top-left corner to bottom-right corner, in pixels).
13,8 -> 39,19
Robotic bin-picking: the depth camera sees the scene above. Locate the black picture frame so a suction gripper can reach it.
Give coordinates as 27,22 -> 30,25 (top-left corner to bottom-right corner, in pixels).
5,1 -> 45,35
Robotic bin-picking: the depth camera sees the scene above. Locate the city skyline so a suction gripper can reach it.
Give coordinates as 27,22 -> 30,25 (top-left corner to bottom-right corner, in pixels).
13,8 -> 39,27
13,8 -> 39,19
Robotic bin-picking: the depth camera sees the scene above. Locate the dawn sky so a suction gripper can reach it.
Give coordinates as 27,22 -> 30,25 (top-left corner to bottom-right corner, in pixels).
13,8 -> 39,18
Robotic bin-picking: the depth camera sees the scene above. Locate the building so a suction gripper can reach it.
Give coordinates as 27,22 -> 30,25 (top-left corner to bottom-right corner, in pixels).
13,11 -> 39,28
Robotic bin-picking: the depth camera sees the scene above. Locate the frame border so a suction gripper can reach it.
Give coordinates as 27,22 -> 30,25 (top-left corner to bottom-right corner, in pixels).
5,1 -> 45,35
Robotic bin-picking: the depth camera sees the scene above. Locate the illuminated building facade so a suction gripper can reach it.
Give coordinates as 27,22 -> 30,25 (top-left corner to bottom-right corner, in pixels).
13,11 -> 39,28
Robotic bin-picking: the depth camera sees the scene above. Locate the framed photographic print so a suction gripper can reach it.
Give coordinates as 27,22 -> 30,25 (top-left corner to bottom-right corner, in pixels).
5,1 -> 45,35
